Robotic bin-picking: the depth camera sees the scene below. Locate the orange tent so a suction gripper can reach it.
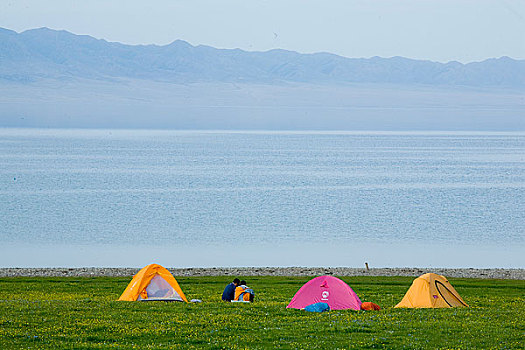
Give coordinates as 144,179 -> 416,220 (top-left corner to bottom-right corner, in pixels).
118,264 -> 188,302
395,273 -> 468,308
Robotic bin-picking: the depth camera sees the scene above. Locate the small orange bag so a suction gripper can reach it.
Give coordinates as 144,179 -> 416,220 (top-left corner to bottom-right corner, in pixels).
360,302 -> 381,310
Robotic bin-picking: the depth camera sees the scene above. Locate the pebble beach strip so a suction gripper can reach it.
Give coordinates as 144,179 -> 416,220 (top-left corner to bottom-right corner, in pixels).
0,267 -> 523,280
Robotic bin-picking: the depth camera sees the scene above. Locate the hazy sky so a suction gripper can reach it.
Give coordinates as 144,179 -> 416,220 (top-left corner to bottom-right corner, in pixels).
1,0 -> 524,63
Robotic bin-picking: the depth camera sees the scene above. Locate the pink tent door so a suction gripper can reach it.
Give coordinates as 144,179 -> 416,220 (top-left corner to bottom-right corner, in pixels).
287,275 -> 362,310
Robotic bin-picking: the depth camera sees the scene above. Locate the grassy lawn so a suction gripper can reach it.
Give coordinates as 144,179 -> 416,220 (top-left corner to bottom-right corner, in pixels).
0,275 -> 523,349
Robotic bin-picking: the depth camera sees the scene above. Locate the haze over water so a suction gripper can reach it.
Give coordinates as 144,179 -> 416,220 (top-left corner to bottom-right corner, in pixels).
1,128 -> 523,268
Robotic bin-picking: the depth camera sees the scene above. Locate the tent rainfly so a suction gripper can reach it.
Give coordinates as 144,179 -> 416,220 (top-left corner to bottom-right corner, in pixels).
395,273 -> 468,308
287,275 -> 362,310
118,264 -> 188,302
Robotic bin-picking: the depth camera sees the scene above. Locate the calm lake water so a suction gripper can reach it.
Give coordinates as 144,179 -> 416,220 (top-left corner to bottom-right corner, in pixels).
0,129 -> 524,267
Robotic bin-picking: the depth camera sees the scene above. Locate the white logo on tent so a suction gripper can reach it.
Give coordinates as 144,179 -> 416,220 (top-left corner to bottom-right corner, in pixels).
321,291 -> 329,300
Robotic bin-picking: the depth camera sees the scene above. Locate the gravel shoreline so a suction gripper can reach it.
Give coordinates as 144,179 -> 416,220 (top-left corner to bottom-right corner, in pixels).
1,267 -> 523,280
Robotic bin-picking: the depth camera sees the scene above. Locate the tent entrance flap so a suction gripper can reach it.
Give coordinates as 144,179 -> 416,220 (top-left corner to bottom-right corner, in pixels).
435,281 -> 468,307
138,274 -> 183,301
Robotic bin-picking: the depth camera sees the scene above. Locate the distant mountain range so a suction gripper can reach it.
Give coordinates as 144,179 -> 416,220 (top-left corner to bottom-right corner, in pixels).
1,27 -> 524,88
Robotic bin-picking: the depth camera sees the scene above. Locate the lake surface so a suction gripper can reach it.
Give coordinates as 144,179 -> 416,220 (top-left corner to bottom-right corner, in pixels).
0,129 -> 523,267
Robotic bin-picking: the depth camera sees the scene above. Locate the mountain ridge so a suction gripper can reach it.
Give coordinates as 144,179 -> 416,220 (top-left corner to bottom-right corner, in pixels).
1,27 -> 524,88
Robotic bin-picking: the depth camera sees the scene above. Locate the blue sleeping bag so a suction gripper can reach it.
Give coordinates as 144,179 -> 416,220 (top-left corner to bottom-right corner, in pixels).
304,302 -> 330,313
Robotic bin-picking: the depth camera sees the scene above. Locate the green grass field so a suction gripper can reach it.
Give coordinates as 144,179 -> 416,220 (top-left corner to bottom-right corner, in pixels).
0,276 -> 523,349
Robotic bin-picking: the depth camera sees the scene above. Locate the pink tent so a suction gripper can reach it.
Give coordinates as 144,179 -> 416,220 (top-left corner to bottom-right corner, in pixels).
287,275 -> 362,310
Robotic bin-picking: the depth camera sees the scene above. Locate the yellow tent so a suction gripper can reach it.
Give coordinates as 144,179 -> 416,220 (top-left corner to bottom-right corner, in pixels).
118,264 -> 188,302
395,273 -> 468,308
